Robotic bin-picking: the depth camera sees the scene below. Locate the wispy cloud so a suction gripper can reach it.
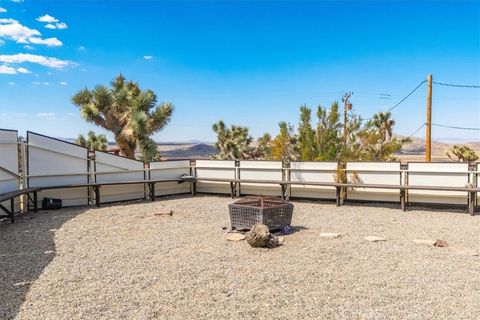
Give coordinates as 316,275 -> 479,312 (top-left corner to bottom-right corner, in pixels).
36,14 -> 58,23
0,64 -> 16,74
78,46 -> 86,51
37,112 -> 55,119
44,23 -> 56,29
8,82 -> 15,85
0,8 -> 7,13
144,55 -> 153,60
0,53 -> 74,69
16,67 -> 30,73
60,81 -> 67,85
0,18 -> 63,47
11,0 -> 24,3
23,44 -> 35,50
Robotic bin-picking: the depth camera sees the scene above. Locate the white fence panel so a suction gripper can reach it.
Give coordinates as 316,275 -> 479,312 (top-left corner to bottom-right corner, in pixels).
94,151 -> 145,203
27,132 -> 89,206
195,160 -> 236,194
149,160 -> 191,196
239,160 -> 282,196
0,129 -> 20,211
346,162 -> 401,202
408,162 -> 469,205
289,161 -> 337,199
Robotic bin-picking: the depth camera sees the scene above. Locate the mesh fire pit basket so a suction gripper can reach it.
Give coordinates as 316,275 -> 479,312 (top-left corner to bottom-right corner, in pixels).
228,196 -> 294,231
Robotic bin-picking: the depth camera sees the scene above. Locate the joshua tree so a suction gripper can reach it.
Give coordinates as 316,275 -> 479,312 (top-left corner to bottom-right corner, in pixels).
71,74 -> 173,161
211,120 -> 253,160
371,111 -> 395,141
297,105 -> 316,161
446,145 -> 479,163
271,121 -> 297,165
75,131 -> 108,151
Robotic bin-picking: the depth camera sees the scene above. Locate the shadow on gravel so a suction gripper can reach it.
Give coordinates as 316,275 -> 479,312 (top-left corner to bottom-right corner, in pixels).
0,207 -> 88,320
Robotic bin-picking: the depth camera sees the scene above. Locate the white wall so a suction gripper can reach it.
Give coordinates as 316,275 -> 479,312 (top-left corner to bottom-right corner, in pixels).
346,162 -> 401,202
408,162 -> 469,205
0,129 -> 20,211
27,132 -> 89,206
239,160 -> 282,196
289,161 -> 337,199
149,160 -> 191,196
94,150 -> 145,203
195,160 -> 236,194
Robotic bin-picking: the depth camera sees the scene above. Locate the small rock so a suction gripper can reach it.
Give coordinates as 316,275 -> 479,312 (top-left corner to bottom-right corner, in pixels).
320,232 -> 342,239
226,233 -> 245,242
44,250 -> 54,254
455,248 -> 479,256
49,229 -> 58,232
434,239 -> 448,247
13,281 -> 32,287
365,236 -> 386,242
412,239 -> 436,246
277,236 -> 284,244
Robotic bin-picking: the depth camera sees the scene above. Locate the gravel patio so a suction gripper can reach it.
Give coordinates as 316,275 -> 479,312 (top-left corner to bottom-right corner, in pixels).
1,195 -> 479,320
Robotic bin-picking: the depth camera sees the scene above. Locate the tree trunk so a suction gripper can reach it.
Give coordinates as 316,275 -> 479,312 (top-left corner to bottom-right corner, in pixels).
115,130 -> 137,159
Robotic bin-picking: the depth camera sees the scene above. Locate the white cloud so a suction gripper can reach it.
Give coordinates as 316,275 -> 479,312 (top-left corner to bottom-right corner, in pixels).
0,64 -> 16,74
29,36 -> 62,47
8,82 -> 15,85
144,55 -> 153,60
0,18 -> 63,46
31,81 -> 40,85
0,8 -> 7,13
36,14 -> 58,23
0,53 -> 73,69
11,0 -> 24,3
15,113 -> 28,118
78,46 -> 85,51
23,44 -> 35,50
44,22 -> 68,30
16,67 -> 30,73
55,22 -> 67,29
60,81 -> 67,85
37,112 -> 55,117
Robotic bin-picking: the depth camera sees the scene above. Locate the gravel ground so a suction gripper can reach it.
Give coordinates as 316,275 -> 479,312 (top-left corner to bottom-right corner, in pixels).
1,195 -> 479,320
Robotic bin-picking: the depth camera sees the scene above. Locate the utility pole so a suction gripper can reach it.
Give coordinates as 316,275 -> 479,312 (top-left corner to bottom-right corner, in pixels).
342,92 -> 353,146
426,74 -> 432,162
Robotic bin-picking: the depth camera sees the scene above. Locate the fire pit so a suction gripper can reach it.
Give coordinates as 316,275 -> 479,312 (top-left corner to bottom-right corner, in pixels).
228,196 -> 294,231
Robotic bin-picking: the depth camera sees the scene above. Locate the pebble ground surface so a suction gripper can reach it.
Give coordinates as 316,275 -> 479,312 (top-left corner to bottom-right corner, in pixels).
1,195 -> 479,320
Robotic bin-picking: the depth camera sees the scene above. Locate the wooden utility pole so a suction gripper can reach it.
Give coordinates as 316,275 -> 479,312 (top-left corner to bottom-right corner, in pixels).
342,92 -> 353,146
426,74 -> 432,162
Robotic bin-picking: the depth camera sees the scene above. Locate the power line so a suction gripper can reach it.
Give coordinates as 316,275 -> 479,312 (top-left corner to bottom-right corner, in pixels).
432,81 -> 480,89
386,80 -> 426,112
431,123 -> 480,131
407,123 -> 426,138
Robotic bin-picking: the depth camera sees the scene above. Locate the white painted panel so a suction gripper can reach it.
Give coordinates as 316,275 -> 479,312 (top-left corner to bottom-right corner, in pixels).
346,162 -> 401,202
94,151 -> 145,203
408,162 -> 469,205
0,129 -> 20,211
196,160 -> 235,194
150,160 -> 190,196
239,160 -> 282,196
290,161 -> 337,199
27,132 -> 88,207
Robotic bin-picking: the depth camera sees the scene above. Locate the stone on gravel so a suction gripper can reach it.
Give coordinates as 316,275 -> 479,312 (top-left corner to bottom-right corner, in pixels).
434,239 -> 448,247
13,281 -> 32,287
226,233 -> 245,242
412,239 -> 436,246
365,236 -> 386,242
320,232 -> 342,238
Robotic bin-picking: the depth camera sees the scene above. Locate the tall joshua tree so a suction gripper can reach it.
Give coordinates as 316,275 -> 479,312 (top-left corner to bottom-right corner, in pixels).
71,74 -> 173,161
212,120 -> 253,160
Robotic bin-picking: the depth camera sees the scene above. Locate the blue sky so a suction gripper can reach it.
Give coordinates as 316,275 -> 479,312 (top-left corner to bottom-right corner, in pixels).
0,0 -> 479,142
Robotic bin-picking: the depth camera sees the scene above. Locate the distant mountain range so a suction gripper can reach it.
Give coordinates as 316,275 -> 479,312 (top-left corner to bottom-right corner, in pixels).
59,136 -> 479,161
